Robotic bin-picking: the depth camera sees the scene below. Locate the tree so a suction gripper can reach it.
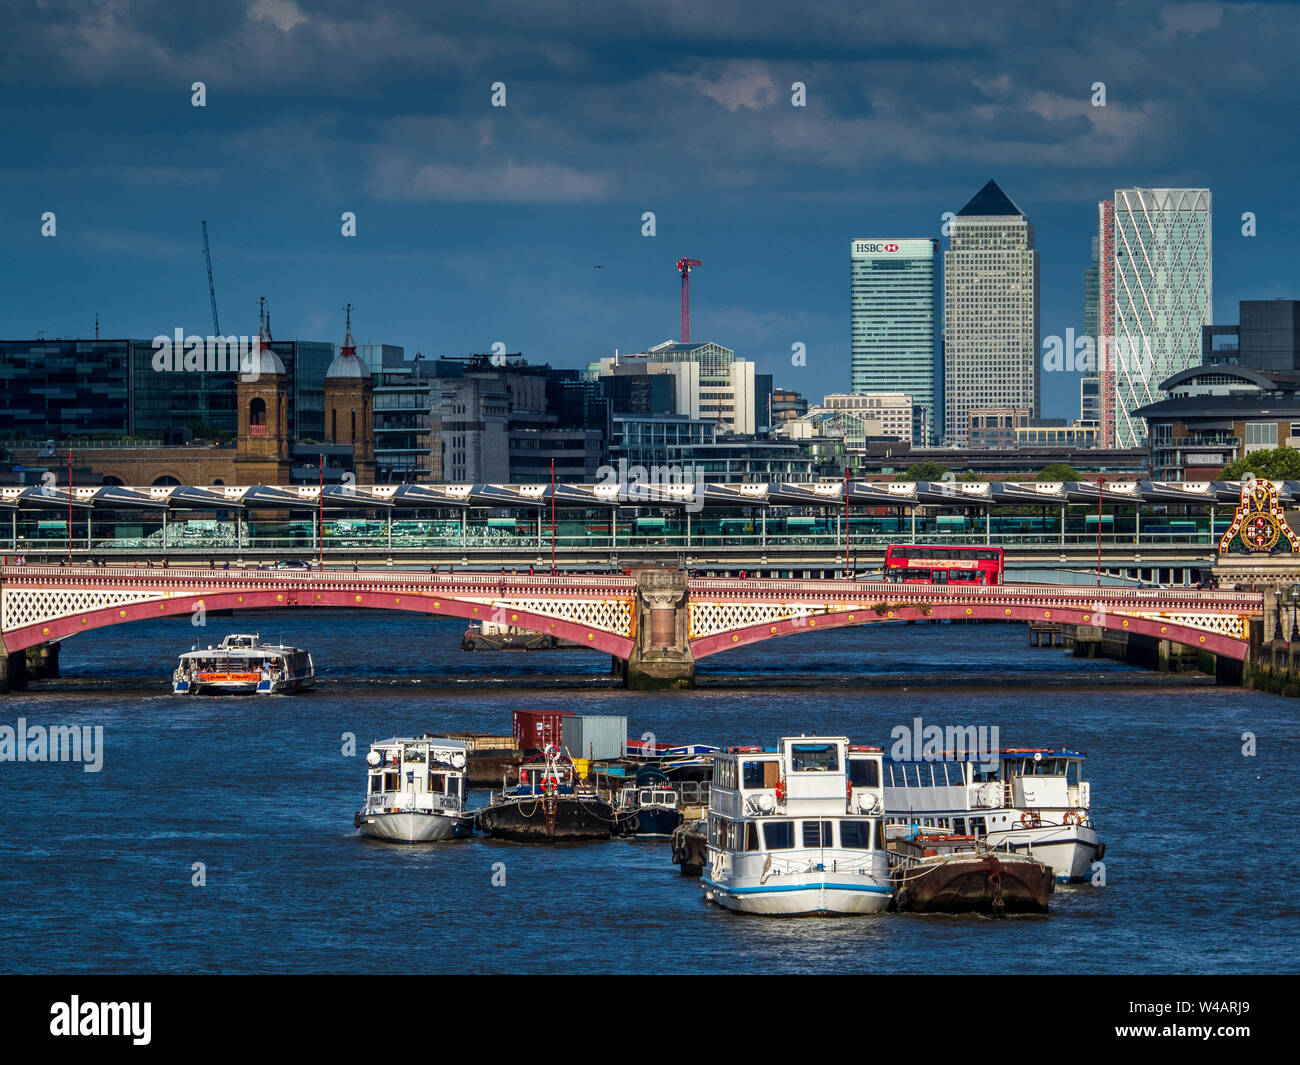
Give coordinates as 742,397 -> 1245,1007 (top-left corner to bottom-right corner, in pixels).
1220,447 -> 1300,481
893,461 -> 950,482
1037,463 -> 1083,481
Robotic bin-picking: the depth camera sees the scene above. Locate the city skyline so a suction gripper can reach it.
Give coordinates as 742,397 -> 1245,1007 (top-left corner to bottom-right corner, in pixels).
1,2 -> 1297,424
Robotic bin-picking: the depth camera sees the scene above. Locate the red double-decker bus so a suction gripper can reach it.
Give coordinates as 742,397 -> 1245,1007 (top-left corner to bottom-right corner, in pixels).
883,544 -> 1004,585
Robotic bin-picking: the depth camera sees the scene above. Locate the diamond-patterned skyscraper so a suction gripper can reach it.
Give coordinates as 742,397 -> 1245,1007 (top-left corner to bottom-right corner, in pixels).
1109,188 -> 1212,448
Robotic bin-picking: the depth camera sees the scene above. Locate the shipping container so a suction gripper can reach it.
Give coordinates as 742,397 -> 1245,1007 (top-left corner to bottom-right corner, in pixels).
562,715 -> 628,762
512,709 -> 573,752
443,733 -> 518,753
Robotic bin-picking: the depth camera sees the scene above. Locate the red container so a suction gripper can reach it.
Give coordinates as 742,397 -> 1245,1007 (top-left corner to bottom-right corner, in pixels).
512,710 -> 573,752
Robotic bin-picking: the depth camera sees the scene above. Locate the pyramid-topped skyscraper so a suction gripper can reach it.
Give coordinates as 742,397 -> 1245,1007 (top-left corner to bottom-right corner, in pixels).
943,180 -> 1039,446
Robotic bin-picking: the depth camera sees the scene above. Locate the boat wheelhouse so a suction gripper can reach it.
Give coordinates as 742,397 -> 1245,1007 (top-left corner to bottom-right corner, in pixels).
171,633 -> 314,695
880,748 -> 1103,883
355,736 -> 474,843
701,737 -> 891,917
615,767 -> 687,838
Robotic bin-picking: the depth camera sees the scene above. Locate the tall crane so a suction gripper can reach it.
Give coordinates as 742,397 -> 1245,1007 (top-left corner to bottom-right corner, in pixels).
676,257 -> 702,343
202,220 -> 220,335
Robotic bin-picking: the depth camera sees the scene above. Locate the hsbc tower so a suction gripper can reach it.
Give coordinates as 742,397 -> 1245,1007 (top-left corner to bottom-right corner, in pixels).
849,237 -> 941,444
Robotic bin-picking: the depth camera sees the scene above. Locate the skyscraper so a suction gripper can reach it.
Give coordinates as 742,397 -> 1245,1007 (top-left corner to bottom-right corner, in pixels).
942,180 -> 1039,447
1108,187 -> 1212,448
849,238 -> 940,443
1097,199 -> 1116,446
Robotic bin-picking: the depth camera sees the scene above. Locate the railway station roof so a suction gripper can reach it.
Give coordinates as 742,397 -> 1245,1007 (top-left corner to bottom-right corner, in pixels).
0,479 -> 1275,513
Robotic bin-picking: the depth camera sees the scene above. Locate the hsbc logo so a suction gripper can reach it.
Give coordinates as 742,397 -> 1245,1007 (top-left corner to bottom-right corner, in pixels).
854,240 -> 918,255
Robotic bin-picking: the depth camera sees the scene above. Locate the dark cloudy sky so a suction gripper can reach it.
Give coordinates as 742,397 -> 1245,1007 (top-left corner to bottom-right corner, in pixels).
2,0 -> 1297,419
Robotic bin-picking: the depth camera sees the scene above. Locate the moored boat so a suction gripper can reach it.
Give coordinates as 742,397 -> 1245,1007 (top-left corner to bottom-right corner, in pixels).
888,831 -> 1054,915
476,745 -> 618,843
700,737 -> 892,916
354,736 -> 474,843
615,768 -> 685,838
172,633 -> 314,695
881,747 -> 1104,883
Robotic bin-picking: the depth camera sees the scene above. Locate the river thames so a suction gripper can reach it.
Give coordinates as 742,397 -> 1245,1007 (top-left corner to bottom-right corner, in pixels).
1,610 -> 1296,974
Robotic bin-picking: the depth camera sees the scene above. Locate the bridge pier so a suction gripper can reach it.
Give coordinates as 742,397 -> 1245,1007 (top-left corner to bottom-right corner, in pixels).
26,641 -> 60,679
624,567 -> 694,691
1,636 -> 27,694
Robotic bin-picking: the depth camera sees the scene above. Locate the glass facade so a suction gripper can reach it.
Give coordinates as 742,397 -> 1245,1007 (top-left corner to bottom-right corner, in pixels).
1111,188 -> 1212,448
0,339 -> 130,439
850,239 -> 940,443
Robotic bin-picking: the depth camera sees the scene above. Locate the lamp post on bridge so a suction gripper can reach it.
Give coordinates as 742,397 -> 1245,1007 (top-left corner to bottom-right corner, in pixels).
843,464 -> 852,581
1096,474 -> 1104,588
1288,584 -> 1300,643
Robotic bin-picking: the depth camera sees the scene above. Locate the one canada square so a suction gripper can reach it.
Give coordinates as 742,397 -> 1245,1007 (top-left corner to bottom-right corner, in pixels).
942,180 -> 1039,447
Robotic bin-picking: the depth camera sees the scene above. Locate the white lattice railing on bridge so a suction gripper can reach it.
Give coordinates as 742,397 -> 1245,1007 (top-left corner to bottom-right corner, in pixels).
0,566 -> 637,639
687,582 -> 1260,643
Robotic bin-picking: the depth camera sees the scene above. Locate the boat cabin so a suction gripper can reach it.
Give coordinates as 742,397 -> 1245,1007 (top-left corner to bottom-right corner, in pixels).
883,748 -> 1090,831
365,737 -> 469,812
711,738 -> 884,820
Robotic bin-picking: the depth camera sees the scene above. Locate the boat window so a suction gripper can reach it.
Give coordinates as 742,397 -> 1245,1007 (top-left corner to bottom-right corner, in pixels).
801,821 -> 833,847
640,790 -> 652,804
744,823 -> 761,852
763,822 -> 794,849
849,758 -> 879,788
383,772 -> 399,792
875,820 -> 886,850
369,776 -> 382,794
790,744 -> 839,773
971,762 -> 999,783
1067,761 -> 1080,786
840,820 -> 873,849
953,817 -> 967,834
968,816 -> 986,836
741,760 -> 766,789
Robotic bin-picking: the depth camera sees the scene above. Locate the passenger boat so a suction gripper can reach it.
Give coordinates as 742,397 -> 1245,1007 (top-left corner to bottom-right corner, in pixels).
888,831 -> 1054,915
881,748 -> 1104,883
476,745 -> 618,843
171,633 -> 314,695
700,737 -> 892,916
354,736 -> 474,843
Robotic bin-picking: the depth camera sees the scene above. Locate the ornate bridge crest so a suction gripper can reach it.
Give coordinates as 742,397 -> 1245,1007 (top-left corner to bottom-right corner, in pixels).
1218,479 -> 1300,555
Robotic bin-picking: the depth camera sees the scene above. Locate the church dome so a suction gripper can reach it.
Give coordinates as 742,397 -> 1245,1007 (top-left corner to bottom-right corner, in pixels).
247,346 -> 286,377
326,349 -> 370,380
327,303 -> 371,380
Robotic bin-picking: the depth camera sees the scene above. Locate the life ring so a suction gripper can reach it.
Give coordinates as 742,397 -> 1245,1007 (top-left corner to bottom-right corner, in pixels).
1062,809 -> 1081,825
542,775 -> 559,792
1019,810 -> 1041,828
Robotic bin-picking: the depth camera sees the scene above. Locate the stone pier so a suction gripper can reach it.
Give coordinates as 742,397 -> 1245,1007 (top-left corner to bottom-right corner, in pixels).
623,567 -> 695,690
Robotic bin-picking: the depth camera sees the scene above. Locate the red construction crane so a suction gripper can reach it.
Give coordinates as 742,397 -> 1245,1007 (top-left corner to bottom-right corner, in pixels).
676,257 -> 702,343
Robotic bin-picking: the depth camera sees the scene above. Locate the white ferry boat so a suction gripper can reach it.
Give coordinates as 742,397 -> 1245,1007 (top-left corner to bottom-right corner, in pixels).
881,748 -> 1104,883
701,736 -> 892,917
171,634 -> 314,695
354,737 -> 474,843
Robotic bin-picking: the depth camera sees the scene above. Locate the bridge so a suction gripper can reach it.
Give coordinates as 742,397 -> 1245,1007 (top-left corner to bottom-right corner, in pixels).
0,477 -> 1272,585
0,564 -> 1263,690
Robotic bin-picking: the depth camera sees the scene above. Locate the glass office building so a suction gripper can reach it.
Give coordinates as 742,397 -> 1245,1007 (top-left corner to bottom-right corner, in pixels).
0,339 -> 131,439
850,238 -> 940,443
1110,187 -> 1212,448
126,338 -> 335,440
